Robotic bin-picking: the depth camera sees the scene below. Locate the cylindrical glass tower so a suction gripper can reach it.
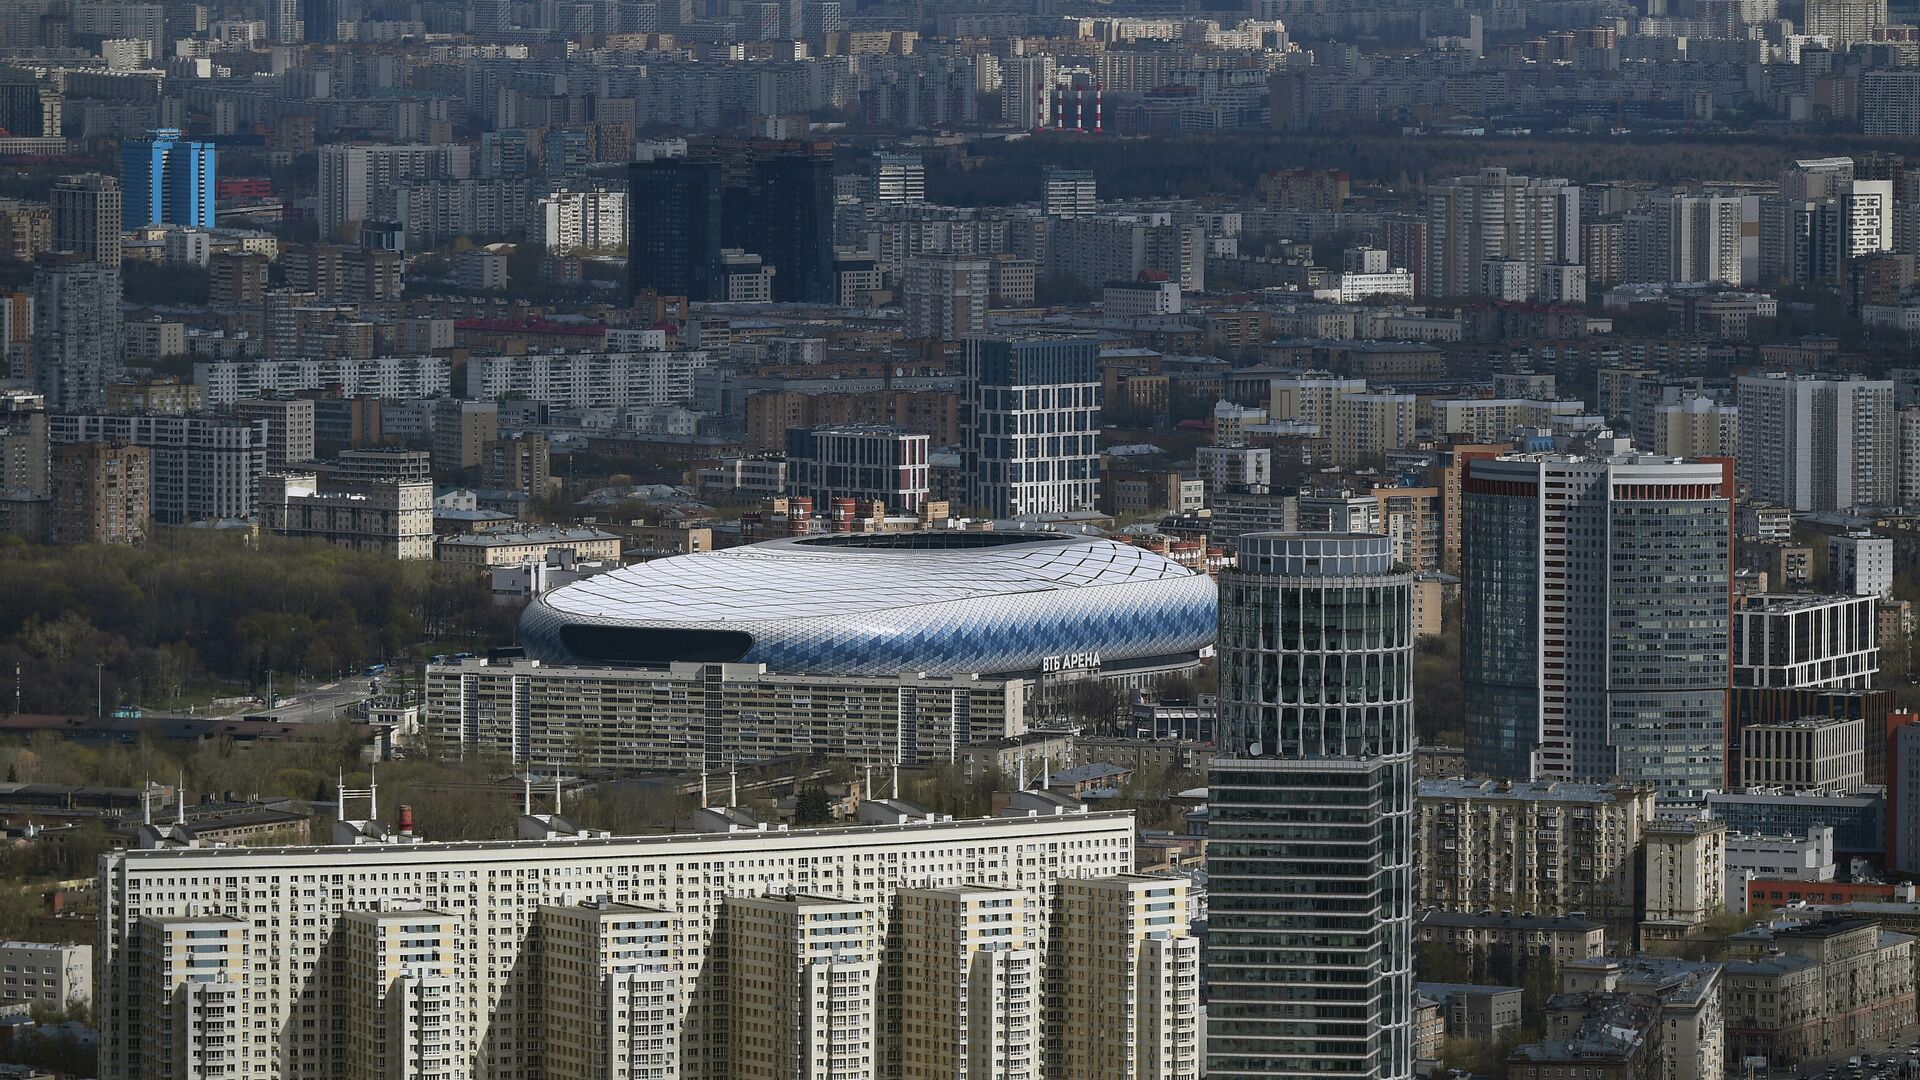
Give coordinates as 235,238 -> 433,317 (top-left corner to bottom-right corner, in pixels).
1206,532 -> 1415,1080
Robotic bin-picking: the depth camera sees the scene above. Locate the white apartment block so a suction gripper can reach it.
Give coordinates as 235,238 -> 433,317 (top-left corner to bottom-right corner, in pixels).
47,413 -> 265,524
1048,215 -> 1205,292
1736,373 -> 1894,511
1195,445 -> 1270,491
540,189 -> 627,253
0,940 -> 90,1010
1830,530 -> 1895,597
422,656 -> 1024,771
1102,279 -> 1182,316
98,811 -> 1194,1080
464,351 -> 714,410
540,902 -> 685,1080
1899,408 -> 1920,506
904,255 -> 990,341
194,357 -> 452,407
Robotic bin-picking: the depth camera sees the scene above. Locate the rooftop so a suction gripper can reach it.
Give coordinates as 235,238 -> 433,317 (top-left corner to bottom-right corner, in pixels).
1417,779 -> 1642,803
439,527 -> 619,547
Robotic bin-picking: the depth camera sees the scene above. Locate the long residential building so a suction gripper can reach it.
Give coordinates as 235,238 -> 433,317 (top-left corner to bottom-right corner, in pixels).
422,656 -> 1026,771
97,809 -> 1203,1080
193,357 -> 451,407
1736,373 -> 1894,512
1414,779 -> 1659,924
48,413 -> 265,524
257,474 -> 435,560
464,351 -> 714,410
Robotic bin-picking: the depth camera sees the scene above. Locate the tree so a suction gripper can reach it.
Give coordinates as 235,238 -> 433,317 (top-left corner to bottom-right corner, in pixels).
793,784 -> 833,826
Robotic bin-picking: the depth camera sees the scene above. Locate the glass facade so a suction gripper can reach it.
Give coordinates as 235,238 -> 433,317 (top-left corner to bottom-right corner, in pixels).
1208,532 -> 1415,1080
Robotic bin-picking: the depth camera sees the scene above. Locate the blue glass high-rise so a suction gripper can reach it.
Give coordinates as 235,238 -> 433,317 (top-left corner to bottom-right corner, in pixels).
120,128 -> 216,230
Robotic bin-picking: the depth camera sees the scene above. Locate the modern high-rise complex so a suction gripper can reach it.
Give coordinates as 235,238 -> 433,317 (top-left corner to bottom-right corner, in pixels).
784,425 -> 931,513
120,128 -> 216,230
99,808 -> 1201,1080
50,173 -> 122,269
1462,453 -> 1733,797
1736,373 -> 1894,511
1042,166 -> 1097,217
871,153 -> 926,204
627,157 -> 724,300
963,335 -> 1101,518
1208,533 -> 1415,1080
1423,168 -> 1580,299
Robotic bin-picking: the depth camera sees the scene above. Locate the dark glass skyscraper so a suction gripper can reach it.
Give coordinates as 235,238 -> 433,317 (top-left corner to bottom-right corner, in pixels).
626,140 -> 836,305
627,158 -> 723,301
120,128 -> 216,230
1207,533 -> 1415,1080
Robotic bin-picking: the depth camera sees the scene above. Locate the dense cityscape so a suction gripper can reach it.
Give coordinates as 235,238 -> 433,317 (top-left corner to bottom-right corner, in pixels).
1,0 -> 1920,1077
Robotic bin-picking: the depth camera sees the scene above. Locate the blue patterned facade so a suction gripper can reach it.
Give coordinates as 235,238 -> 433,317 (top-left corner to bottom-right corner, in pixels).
520,533 -> 1219,677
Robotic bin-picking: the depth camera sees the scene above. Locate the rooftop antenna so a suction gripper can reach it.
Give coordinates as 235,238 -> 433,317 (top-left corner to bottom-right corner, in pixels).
337,770 -> 345,819
522,775 -> 532,817
175,771 -> 185,825
729,767 -> 738,807
368,764 -> 378,821
552,776 -> 562,816
141,775 -> 151,826
700,770 -> 709,809
1017,755 -> 1027,792
891,762 -> 899,801
1042,754 -> 1050,789
863,763 -> 872,801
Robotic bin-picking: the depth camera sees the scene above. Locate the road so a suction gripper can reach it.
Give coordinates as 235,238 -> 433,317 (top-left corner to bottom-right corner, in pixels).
203,677 -> 378,724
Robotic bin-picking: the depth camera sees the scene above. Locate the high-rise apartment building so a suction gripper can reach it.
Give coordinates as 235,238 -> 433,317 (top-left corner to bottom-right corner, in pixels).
1805,0 -> 1886,43
904,254 -> 990,341
1042,166 -> 1097,217
1056,876 -> 1200,1080
431,399 -> 498,473
50,173 -> 122,269
1621,193 -> 1746,285
31,253 -> 122,412
900,887 -> 1042,1080
963,335 -> 1101,518
1830,530 -> 1895,596
317,143 -> 473,237
99,812 -> 1175,1080
1463,454 -> 1732,796
49,413 -> 265,524
1208,533 -> 1415,1080
50,440 -> 149,544
233,398 -> 316,469
120,128 -> 215,230
1424,168 -> 1580,299
1737,373 -> 1894,511
0,69 -> 58,137
784,425 -> 930,513
871,153 -> 926,204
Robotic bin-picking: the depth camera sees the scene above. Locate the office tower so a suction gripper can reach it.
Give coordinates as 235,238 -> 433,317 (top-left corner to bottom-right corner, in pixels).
303,0 -> 337,40
963,335 -> 1101,518
785,425 -> 930,512
431,399 -> 498,473
1736,373 -> 1894,511
715,140 -> 836,304
1462,454 -> 1733,796
120,128 -> 216,230
904,254 -> 990,340
1423,168 -> 1580,298
1042,166 -> 1097,217
1734,594 -> 1879,691
344,910 -> 461,1080
1056,877 -> 1200,1080
1739,716 -> 1865,794
871,153 -> 925,204
1890,718 -> 1920,875
50,173 -> 122,269
50,441 -> 149,545
0,68 -> 56,137
627,157 -> 723,301
540,903 -> 685,1080
900,888 -> 1042,1080
31,254 -> 121,412
1207,533 -> 1415,1080
234,398 -> 316,468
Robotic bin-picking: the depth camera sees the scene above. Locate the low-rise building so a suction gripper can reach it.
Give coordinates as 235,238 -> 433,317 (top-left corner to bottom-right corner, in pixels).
434,527 -> 622,568
0,940 -> 90,1010
1414,982 -> 1524,1044
1722,915 -> 1916,1067
1508,992 -> 1660,1080
1556,955 -> 1725,1080
258,474 -> 434,560
1724,828 -> 1836,913
1414,911 -> 1607,985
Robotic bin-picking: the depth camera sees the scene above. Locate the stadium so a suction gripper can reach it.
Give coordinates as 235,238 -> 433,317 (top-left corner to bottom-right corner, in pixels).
519,530 -> 1218,680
